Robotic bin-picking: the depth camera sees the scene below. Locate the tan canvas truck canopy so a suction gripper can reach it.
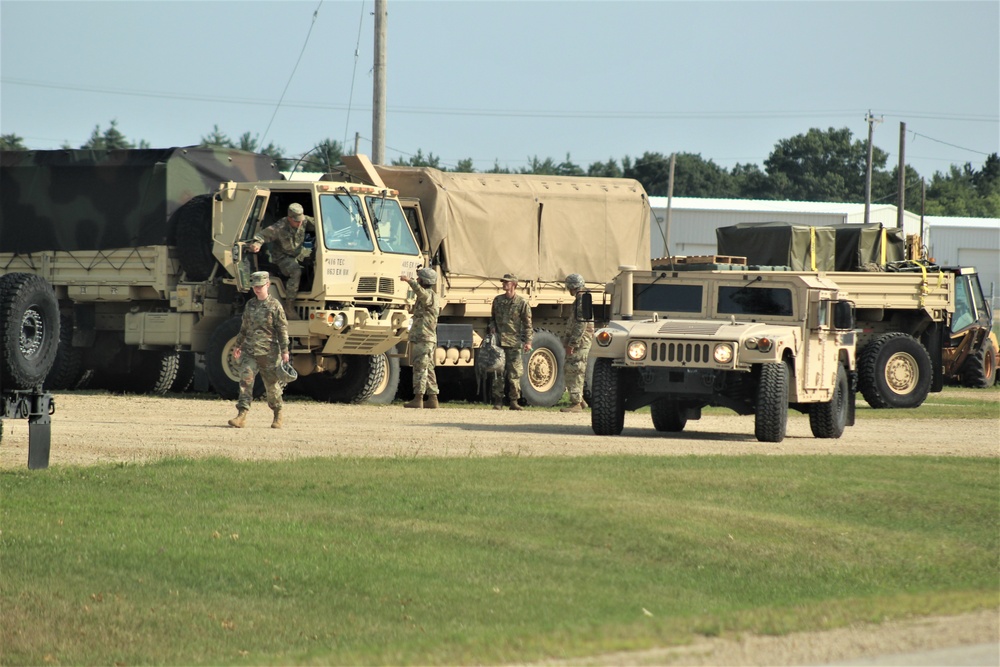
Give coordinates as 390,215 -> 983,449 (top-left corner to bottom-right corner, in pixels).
371,166 -> 652,283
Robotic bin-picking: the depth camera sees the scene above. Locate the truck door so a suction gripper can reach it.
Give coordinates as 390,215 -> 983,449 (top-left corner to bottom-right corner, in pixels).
227,187 -> 271,292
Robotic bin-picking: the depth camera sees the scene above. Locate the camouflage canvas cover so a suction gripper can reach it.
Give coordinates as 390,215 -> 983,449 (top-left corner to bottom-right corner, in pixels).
373,166 -> 651,283
833,223 -> 905,270
0,147 -> 282,253
716,221 -> 837,271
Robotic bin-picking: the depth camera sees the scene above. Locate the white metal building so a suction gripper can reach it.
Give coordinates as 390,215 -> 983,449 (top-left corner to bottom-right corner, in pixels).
924,215 -> 1000,309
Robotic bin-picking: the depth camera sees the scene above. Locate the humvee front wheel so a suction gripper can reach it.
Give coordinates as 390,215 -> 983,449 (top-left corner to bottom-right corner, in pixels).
650,398 -> 687,432
591,358 -> 625,435
755,360 -> 789,443
858,333 -> 931,408
809,364 -> 849,438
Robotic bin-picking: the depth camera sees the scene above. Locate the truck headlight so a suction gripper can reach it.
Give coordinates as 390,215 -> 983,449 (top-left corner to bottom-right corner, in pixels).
627,341 -> 647,361
332,312 -> 348,329
713,343 -> 734,364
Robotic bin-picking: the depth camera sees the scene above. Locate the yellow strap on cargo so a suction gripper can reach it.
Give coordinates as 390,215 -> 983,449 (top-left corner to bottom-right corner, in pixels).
913,260 -> 946,309
810,226 -> 817,271
880,228 -> 887,266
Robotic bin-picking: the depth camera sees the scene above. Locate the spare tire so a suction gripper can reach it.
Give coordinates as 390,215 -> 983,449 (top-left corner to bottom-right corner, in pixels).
0,273 -> 60,390
174,194 -> 216,281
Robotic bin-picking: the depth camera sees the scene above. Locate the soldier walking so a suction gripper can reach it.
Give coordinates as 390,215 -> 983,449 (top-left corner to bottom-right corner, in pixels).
228,271 -> 290,429
248,202 -> 315,319
488,273 -> 532,410
400,268 -> 441,409
560,273 -> 593,413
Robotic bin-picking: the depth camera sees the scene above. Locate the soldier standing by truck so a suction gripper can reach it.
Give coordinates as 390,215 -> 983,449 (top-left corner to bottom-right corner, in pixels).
560,273 -> 593,414
248,202 -> 315,319
228,272 -> 290,429
488,273 -> 533,411
400,268 -> 441,409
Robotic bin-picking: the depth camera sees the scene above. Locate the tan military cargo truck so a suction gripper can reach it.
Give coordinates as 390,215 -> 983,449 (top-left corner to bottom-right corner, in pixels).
0,148 -> 422,403
589,265 -> 858,442
339,157 -> 652,405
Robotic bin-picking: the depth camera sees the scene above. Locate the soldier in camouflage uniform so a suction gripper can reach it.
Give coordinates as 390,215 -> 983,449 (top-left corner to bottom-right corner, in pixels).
560,273 -> 594,413
488,273 -> 533,410
227,271 -> 290,429
249,202 -> 315,319
400,267 -> 441,409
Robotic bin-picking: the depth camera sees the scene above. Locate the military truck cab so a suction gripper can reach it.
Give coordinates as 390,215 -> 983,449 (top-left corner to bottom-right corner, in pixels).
591,264 -> 857,442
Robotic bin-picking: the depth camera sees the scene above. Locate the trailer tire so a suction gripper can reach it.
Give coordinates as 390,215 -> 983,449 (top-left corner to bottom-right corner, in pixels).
858,332 -> 932,408
809,363 -> 849,438
960,336 -> 997,388
650,398 -> 687,432
44,313 -> 85,390
366,353 -> 400,404
206,317 -> 264,400
303,354 -> 386,404
755,360 -> 789,443
174,194 -> 216,281
520,330 -> 565,407
0,273 -> 60,390
591,358 -> 625,435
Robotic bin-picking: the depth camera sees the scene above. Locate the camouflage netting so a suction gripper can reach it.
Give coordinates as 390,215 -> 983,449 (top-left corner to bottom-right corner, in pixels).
0,147 -> 282,253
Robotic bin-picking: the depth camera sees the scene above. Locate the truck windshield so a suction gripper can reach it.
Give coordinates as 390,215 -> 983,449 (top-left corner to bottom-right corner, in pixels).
632,283 -> 703,313
319,193 -> 374,252
717,286 -> 794,317
365,196 -> 421,256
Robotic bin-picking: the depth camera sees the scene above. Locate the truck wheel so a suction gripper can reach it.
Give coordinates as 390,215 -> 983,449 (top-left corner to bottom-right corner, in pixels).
174,194 -> 216,281
206,317 -> 264,400
0,273 -> 60,390
44,313 -> 85,390
121,350 -> 181,395
858,333 -> 932,408
650,398 -> 687,432
520,330 -> 565,407
809,364 -> 849,439
303,354 -> 387,404
591,358 -> 625,435
755,360 -> 789,443
960,337 -> 997,388
170,351 -> 197,393
366,353 -> 400,404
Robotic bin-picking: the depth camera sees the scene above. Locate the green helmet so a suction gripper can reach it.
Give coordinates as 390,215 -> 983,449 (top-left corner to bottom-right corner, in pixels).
275,360 -> 298,384
564,273 -> 585,290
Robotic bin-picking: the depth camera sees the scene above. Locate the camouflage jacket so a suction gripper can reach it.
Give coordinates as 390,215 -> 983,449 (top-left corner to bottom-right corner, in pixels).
254,216 -> 315,261
489,293 -> 533,348
406,278 -> 440,344
235,295 -> 289,357
564,290 -> 594,349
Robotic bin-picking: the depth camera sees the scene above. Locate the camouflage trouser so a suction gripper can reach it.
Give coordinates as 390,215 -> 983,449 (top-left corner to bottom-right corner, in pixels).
492,347 -> 524,403
565,337 -> 592,404
236,354 -> 284,411
272,255 -> 303,301
411,341 -> 439,396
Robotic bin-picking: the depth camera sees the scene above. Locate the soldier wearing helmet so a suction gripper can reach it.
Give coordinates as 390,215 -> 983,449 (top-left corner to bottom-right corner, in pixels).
560,273 -> 593,413
247,202 -> 316,320
399,267 -> 441,409
227,271 -> 290,429
487,273 -> 533,410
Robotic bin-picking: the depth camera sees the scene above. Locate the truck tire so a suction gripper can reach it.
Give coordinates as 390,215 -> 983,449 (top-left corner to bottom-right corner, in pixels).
44,313 -> 85,390
0,273 -> 60,390
591,358 -> 625,435
122,350 -> 181,395
650,398 -> 687,432
520,330 -> 565,407
755,360 -> 789,443
206,317 -> 264,400
960,337 -> 997,388
858,333 -> 932,409
809,363 -> 849,439
170,351 -> 197,393
303,354 -> 387,404
366,353 -> 400,404
174,194 -> 216,281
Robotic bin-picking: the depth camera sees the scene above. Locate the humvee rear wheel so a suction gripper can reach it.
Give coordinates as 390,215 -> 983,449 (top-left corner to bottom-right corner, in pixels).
858,333 -> 931,408
206,317 -> 264,400
520,330 -> 565,407
809,364 -> 849,438
591,358 -> 625,436
0,273 -> 60,390
650,398 -> 687,432
755,360 -> 789,443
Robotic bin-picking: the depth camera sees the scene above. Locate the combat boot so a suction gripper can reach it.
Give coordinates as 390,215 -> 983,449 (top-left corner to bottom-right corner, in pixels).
509,400 -> 524,411
228,409 -> 248,428
492,402 -> 503,410
424,394 -> 439,409
404,395 -> 423,409
560,402 -> 583,413
284,299 -> 299,320
271,408 -> 283,429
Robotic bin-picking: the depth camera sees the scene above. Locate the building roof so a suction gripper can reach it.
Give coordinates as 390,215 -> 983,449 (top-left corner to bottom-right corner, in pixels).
647,196 -> 893,216
923,215 -> 1000,230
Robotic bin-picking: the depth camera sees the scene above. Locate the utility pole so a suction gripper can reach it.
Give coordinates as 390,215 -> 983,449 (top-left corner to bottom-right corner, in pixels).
665,153 -> 676,257
864,110 -> 883,225
372,0 -> 387,165
896,122 -> 906,229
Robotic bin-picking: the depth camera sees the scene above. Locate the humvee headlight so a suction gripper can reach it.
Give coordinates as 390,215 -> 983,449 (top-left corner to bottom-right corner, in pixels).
332,312 -> 348,329
713,343 -> 734,364
627,341 -> 647,361
595,330 -> 613,347
755,336 -> 774,352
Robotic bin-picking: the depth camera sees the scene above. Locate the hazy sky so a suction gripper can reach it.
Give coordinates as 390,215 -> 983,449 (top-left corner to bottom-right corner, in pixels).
2,0 -> 997,180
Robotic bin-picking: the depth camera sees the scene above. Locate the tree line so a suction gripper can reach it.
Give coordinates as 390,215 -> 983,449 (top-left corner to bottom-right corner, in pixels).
2,122 -> 997,218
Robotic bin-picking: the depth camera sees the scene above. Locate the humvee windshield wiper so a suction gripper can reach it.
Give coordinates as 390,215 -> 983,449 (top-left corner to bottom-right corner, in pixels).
336,186 -> 371,239
635,271 -> 668,298
729,274 -> 763,297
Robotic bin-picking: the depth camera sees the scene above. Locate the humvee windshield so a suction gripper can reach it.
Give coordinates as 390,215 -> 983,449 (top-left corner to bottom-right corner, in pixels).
633,284 -> 703,313
320,193 -> 374,252
718,285 -> 793,317
365,195 -> 420,256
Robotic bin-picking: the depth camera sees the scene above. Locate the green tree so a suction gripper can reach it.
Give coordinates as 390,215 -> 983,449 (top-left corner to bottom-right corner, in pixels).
0,133 -> 27,150
923,157 -> 1000,217
200,125 -> 234,148
587,158 -> 623,178
69,120 -> 148,150
391,149 -> 442,169
452,158 -> 475,172
622,152 -> 673,195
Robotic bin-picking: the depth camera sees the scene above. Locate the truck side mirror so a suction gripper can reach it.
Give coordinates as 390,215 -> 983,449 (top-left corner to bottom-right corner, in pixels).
579,292 -> 593,321
833,300 -> 855,330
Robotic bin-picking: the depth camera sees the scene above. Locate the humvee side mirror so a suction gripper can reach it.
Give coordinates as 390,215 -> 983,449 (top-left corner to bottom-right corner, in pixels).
579,292 -> 593,321
833,300 -> 855,330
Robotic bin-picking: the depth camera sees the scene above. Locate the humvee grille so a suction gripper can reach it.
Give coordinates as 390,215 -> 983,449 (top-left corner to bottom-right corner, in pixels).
650,341 -> 711,364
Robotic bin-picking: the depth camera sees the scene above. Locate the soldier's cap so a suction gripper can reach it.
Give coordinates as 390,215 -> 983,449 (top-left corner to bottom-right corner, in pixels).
417,267 -> 437,286
250,271 -> 270,287
501,273 -> 518,284
288,202 -> 305,221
